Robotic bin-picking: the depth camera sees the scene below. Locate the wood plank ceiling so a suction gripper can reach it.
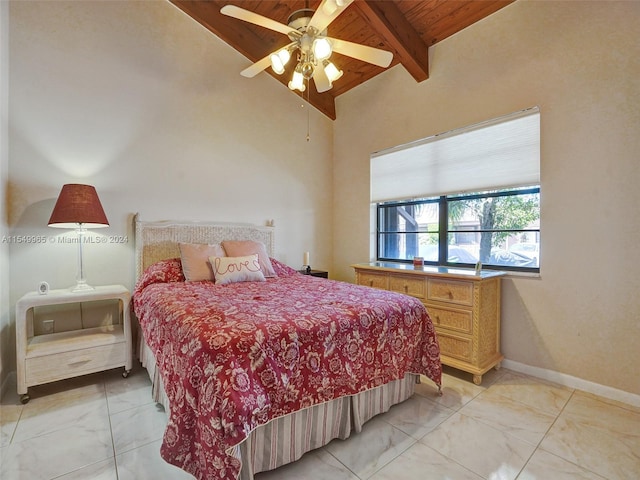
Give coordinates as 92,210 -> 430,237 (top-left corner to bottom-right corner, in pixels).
170,0 -> 514,119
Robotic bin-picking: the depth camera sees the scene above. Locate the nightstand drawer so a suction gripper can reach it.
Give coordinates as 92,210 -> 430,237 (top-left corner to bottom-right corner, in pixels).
25,342 -> 126,386
358,272 -> 388,290
427,279 -> 473,306
427,305 -> 473,335
389,275 -> 425,299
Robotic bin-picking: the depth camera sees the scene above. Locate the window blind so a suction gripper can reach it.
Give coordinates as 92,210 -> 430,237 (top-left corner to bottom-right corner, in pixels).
371,107 -> 540,203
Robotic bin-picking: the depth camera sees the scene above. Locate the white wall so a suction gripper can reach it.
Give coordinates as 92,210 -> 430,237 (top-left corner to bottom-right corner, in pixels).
1,0 -> 10,394
333,1 -> 640,397
6,1 -> 333,375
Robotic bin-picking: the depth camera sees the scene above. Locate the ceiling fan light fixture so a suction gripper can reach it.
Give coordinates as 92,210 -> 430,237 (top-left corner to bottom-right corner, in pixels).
312,37 -> 332,61
270,48 -> 291,75
323,60 -> 343,82
288,65 -> 306,92
222,0 -> 394,103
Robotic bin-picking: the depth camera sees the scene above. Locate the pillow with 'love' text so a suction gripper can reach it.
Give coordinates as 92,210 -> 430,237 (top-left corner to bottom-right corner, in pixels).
209,254 -> 266,285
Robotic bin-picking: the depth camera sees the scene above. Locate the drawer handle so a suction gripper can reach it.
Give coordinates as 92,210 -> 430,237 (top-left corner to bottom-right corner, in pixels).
404,284 -> 408,292
68,356 -> 91,365
448,290 -> 453,299
369,280 -> 374,287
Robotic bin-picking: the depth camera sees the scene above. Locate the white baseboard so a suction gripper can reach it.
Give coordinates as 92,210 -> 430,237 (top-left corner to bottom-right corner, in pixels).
502,359 -> 640,409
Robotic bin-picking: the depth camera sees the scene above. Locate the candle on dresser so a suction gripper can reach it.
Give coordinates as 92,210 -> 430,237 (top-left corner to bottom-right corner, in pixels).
303,251 -> 310,266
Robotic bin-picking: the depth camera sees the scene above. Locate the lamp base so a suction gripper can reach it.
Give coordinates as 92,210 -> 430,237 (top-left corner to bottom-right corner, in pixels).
71,280 -> 95,293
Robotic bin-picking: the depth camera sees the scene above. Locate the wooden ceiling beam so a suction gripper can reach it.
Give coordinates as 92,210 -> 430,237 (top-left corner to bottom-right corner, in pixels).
354,0 -> 430,82
170,0 -> 337,120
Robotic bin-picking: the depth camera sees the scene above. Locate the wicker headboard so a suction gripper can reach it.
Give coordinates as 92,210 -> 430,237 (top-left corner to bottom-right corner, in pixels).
134,214 -> 275,279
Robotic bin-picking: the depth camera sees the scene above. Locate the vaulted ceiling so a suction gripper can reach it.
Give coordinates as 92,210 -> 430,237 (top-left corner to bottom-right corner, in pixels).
170,0 -> 514,119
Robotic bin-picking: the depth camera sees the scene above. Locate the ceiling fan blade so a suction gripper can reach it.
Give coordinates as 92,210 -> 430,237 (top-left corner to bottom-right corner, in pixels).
308,0 -> 354,33
329,37 -> 393,68
313,65 -> 332,93
221,5 -> 297,37
240,55 -> 273,78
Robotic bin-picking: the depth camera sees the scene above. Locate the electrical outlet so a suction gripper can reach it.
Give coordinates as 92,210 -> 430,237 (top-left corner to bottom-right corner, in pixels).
42,319 -> 54,334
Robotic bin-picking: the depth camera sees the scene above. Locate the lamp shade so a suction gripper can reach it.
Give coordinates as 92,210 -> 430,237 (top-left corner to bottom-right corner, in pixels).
48,184 -> 109,229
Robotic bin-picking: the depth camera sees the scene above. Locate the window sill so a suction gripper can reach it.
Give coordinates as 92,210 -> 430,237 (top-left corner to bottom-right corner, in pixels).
502,270 -> 541,279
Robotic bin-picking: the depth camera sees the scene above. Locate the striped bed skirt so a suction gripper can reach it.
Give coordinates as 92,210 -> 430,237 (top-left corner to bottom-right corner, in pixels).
139,333 -> 418,479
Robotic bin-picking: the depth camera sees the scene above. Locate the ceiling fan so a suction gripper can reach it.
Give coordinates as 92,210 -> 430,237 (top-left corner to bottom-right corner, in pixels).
220,0 -> 394,94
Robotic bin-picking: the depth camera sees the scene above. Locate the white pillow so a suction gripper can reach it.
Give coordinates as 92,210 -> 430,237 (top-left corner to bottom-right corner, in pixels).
209,254 -> 266,285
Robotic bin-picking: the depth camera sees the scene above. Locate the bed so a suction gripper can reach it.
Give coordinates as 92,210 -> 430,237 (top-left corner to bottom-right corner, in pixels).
132,216 -> 442,480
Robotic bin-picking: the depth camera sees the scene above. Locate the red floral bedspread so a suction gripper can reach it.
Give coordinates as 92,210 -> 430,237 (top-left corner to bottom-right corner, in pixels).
133,258 -> 441,480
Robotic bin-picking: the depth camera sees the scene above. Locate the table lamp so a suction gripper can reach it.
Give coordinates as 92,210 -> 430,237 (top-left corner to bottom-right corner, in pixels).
48,184 -> 109,292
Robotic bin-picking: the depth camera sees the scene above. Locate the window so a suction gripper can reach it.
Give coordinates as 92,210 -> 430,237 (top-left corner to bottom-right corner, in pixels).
377,187 -> 540,271
372,108 -> 540,273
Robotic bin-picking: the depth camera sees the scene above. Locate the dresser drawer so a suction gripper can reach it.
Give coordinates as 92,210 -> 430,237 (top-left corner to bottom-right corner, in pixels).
427,305 -> 473,335
25,343 -> 126,386
427,279 -> 473,306
434,329 -> 473,362
357,272 -> 388,290
389,275 -> 425,299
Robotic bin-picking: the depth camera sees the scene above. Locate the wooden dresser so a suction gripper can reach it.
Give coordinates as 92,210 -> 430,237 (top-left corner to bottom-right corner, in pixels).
352,262 -> 504,385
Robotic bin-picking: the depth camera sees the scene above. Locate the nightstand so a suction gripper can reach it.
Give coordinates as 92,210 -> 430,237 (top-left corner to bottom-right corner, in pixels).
15,285 -> 132,404
298,269 -> 329,278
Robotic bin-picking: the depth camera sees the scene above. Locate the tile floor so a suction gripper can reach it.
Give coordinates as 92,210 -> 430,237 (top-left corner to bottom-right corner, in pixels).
1,364 -> 639,480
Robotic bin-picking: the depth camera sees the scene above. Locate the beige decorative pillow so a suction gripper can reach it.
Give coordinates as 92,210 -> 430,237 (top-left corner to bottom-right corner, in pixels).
209,254 -> 266,285
179,243 -> 226,282
221,240 -> 277,277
